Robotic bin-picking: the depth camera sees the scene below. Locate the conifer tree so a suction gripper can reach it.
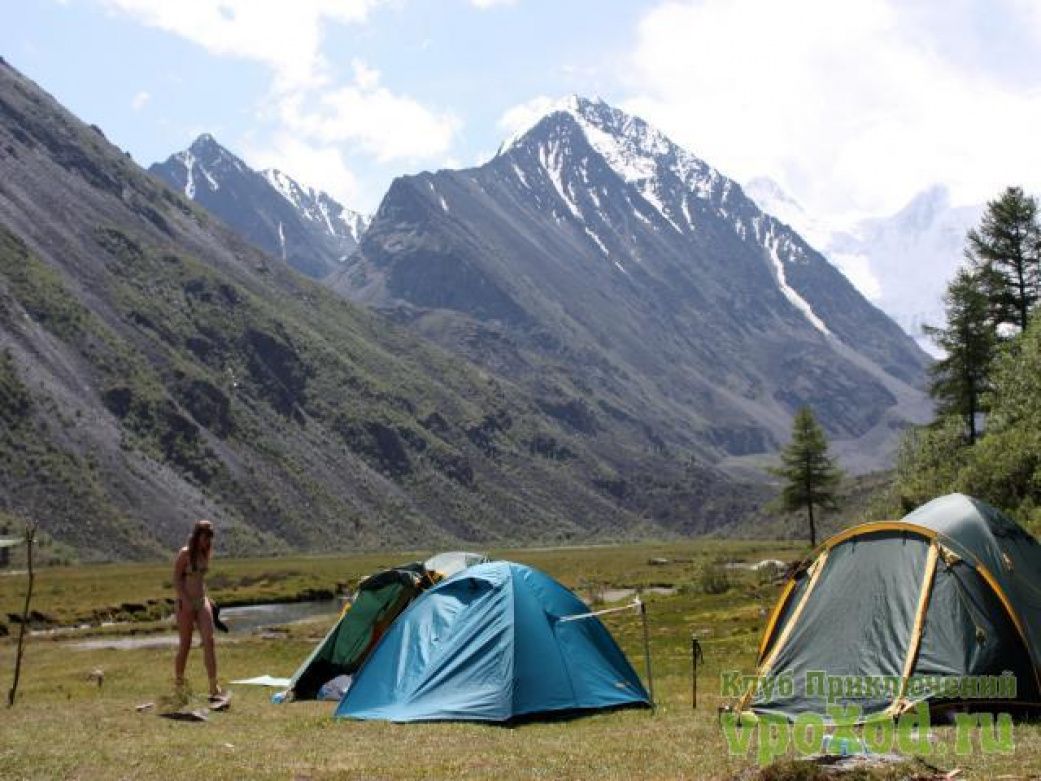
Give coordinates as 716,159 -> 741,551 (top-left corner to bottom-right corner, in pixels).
966,186 -> 1041,333
923,268 -> 998,444
770,407 -> 843,547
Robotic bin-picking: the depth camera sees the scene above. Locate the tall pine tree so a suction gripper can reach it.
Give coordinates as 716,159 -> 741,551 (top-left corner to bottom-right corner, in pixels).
923,268 -> 998,444
770,407 -> 843,548
966,186 -> 1041,333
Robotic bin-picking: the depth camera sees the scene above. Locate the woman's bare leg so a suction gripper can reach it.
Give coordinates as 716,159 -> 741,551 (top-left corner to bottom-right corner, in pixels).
197,600 -> 219,695
174,602 -> 194,688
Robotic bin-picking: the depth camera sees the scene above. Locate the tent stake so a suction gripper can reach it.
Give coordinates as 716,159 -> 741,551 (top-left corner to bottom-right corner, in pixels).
638,597 -> 654,707
8,522 -> 37,708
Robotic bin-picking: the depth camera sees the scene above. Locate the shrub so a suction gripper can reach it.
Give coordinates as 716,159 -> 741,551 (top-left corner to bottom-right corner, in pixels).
700,565 -> 731,595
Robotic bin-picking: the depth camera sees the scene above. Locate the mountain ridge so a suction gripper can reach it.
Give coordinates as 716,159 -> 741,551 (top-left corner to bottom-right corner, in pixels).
149,135 -> 369,280
0,62 -> 762,560
332,96 -> 933,474
745,177 -> 982,355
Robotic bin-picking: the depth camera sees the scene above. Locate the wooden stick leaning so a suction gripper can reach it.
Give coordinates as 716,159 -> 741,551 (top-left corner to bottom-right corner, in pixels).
8,522 -> 37,708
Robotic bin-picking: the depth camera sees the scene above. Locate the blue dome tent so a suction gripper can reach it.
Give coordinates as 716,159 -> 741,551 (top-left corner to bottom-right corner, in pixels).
334,561 -> 650,722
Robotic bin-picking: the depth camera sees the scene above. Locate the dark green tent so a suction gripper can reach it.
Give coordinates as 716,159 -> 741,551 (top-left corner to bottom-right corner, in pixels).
745,494 -> 1041,721
288,552 -> 488,700
288,563 -> 428,700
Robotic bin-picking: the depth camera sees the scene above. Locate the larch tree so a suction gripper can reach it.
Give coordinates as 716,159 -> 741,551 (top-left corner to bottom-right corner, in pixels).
923,268 -> 999,445
770,407 -> 843,548
966,186 -> 1041,334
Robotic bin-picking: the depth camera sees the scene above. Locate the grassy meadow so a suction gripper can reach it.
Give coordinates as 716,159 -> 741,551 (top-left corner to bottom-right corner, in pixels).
1,541 -> 1039,780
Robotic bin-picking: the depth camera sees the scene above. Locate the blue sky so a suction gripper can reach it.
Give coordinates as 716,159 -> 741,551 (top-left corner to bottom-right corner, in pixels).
5,0 -> 1041,217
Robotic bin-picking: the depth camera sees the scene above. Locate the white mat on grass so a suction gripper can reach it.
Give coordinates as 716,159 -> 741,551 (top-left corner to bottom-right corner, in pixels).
230,675 -> 291,687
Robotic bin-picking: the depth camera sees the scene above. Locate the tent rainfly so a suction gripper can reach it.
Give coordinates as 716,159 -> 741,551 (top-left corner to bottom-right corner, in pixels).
743,494 -> 1041,721
335,561 -> 651,722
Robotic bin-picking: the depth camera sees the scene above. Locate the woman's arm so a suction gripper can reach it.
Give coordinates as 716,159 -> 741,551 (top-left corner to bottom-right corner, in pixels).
173,548 -> 189,602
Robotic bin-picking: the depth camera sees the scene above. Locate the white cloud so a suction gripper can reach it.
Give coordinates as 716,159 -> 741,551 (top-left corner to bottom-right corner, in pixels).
1009,0 -> 1041,42
496,95 -> 558,138
99,0 -> 461,201
130,90 -> 150,111
470,0 -> 517,8
351,58 -> 380,91
624,0 -> 1041,221
101,0 -> 380,89
277,61 -> 460,163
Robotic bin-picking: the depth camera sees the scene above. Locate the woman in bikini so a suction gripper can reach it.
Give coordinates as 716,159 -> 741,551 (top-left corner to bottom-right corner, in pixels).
173,519 -> 221,697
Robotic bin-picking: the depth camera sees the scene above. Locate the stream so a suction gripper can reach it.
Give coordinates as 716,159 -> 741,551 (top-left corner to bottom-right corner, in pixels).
69,599 -> 340,650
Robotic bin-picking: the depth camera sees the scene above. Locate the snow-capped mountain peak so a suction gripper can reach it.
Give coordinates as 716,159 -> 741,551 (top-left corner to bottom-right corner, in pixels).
151,135 -> 370,279
496,97 -> 838,336
501,96 -> 724,217
336,96 -> 932,473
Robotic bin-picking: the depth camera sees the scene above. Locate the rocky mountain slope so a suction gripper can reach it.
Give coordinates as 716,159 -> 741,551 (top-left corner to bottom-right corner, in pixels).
331,97 -> 934,474
0,63 -> 759,560
150,135 -> 368,280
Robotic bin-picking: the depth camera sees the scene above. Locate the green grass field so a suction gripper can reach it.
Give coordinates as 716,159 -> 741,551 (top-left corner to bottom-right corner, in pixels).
1,541 -> 1039,780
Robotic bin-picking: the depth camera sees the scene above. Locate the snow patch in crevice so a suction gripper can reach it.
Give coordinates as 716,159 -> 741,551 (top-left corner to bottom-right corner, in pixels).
574,112 -> 661,182
317,199 -> 336,235
638,182 -> 683,234
631,204 -> 652,225
511,162 -> 530,189
539,141 -> 583,220
180,150 -> 196,199
681,195 -> 694,230
263,168 -> 367,242
199,165 -> 219,192
564,101 -> 710,234
265,169 -> 299,206
765,230 -> 830,336
277,221 -> 287,261
583,225 -> 609,255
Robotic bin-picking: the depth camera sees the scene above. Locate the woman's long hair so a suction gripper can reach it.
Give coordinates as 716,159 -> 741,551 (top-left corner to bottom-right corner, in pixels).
187,519 -> 214,572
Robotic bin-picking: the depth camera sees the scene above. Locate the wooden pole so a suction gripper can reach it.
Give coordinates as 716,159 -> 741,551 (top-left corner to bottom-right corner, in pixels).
8,523 -> 37,708
691,635 -> 704,709
692,633 -> 696,708
638,597 -> 654,707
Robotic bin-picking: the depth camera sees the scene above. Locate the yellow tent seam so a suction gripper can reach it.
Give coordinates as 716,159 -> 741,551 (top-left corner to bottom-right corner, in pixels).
757,576 -> 798,663
885,541 -> 939,717
818,521 -> 937,554
975,563 -> 1041,696
739,549 -> 829,711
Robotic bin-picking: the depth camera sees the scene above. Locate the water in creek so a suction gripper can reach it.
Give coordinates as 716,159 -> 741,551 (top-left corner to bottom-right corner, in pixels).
71,599 -> 340,650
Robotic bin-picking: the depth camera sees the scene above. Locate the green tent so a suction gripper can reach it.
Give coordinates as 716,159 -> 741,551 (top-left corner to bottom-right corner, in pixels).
288,552 -> 487,700
288,563 -> 427,700
744,494 -> 1041,721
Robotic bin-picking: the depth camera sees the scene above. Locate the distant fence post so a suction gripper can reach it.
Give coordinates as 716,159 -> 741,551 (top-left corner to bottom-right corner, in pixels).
0,524 -> 9,569
638,597 -> 654,707
691,635 -> 704,709
8,522 -> 37,707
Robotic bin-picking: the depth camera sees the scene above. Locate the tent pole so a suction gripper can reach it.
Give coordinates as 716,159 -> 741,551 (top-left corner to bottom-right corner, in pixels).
638,597 -> 654,707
